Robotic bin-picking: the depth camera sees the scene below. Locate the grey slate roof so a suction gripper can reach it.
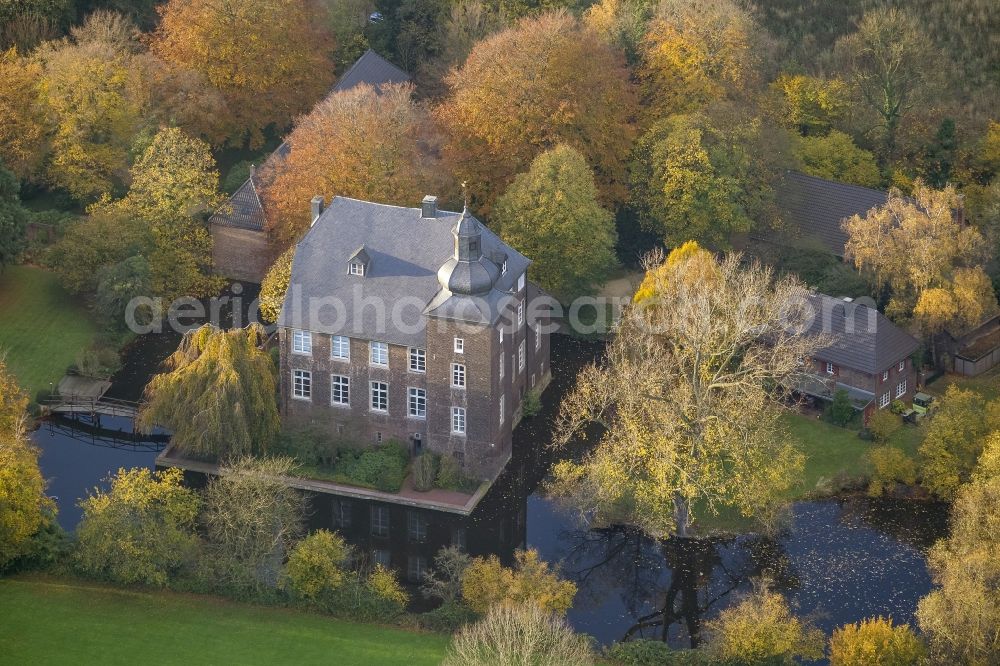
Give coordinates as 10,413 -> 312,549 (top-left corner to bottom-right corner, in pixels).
331,49 -> 410,93
773,171 -> 889,257
208,176 -> 266,230
277,197 -> 531,347
803,293 -> 920,374
209,51 -> 410,232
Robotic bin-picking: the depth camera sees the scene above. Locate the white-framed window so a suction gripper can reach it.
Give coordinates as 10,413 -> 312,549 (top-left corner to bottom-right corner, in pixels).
518,341 -> 525,371
899,360 -> 905,372
292,329 -> 312,355
452,363 -> 466,388
370,341 -> 388,366
407,555 -> 427,582
332,499 -> 352,528
452,406 -> 466,434
374,548 -> 391,567
499,394 -> 505,425
330,374 -> 350,406
498,328 -> 503,345
499,353 -> 504,379
371,505 -> 389,537
370,381 -> 388,412
409,347 -> 426,373
454,337 -> 464,353
535,328 -> 541,351
826,362 -> 835,375
882,370 -> 889,381
407,512 -> 428,543
517,273 -> 525,291
408,387 -> 426,418
331,335 -> 350,360
349,261 -> 365,276
879,392 -> 891,408
896,380 -> 907,398
517,302 -> 524,326
292,369 -> 311,400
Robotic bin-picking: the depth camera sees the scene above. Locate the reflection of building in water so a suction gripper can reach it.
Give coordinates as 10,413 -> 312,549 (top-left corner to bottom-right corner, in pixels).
306,489 -> 527,586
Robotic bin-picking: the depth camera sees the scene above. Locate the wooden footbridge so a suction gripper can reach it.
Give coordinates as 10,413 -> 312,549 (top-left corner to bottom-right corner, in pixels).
43,375 -> 141,420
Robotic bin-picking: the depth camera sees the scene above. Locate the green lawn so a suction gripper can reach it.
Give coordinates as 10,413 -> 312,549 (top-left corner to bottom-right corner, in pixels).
0,265 -> 99,398
0,577 -> 449,666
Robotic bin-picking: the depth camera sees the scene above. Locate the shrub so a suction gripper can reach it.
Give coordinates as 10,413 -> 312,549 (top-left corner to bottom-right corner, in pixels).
412,452 -> 440,492
283,529 -> 348,602
435,454 -> 479,492
75,345 -> 122,380
417,600 -> 478,633
867,446 -> 918,497
421,546 -> 471,604
462,549 -> 576,616
277,426 -> 338,467
333,440 -> 409,492
605,640 -> 708,665
75,467 -> 201,587
829,617 -> 926,666
868,410 -> 902,443
701,589 -> 825,665
828,389 -> 855,426
443,603 -> 595,666
890,399 -> 907,415
222,160 -> 253,194
366,564 -> 409,613
522,388 -> 542,418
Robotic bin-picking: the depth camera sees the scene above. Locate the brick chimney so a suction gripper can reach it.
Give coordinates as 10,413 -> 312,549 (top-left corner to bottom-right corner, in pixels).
421,195 -> 437,219
311,195 -> 324,226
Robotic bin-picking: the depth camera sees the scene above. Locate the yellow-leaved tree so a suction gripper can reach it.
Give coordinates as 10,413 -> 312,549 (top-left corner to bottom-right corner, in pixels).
95,126 -> 224,304
843,182 -> 997,357
550,242 -> 823,539
36,12 -> 148,201
0,358 -> 55,570
461,549 -> 577,616
640,0 -> 762,117
0,48 -> 48,182
138,324 -> 279,459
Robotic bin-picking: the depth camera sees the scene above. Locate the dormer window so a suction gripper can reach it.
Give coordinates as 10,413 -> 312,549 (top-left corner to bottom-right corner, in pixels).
348,246 -> 370,276
501,259 -> 507,275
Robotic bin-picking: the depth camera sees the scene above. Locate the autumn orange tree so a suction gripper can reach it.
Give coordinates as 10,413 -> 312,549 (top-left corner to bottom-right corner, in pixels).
436,10 -> 636,211
262,82 -> 445,246
150,0 -> 336,147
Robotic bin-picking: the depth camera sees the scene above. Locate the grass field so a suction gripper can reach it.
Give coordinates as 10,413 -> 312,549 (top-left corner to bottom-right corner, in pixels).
0,577 -> 449,666
782,411 -> 924,494
0,266 -> 98,398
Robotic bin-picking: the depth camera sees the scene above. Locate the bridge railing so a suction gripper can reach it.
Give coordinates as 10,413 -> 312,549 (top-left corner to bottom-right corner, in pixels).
43,394 -> 143,418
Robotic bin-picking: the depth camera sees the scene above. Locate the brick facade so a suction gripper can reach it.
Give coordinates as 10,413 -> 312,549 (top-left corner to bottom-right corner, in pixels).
813,355 -> 916,422
210,224 -> 273,283
279,281 -> 550,479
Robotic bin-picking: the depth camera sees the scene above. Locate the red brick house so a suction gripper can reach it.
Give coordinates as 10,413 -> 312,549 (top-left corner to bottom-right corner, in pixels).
796,293 -> 920,423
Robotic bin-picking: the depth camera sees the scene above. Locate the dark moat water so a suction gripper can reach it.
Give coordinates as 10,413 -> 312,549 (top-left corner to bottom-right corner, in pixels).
30,325 -> 949,647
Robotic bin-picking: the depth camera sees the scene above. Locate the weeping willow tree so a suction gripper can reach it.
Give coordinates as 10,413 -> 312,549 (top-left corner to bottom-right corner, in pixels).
550,242 -> 825,539
139,324 -> 278,459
